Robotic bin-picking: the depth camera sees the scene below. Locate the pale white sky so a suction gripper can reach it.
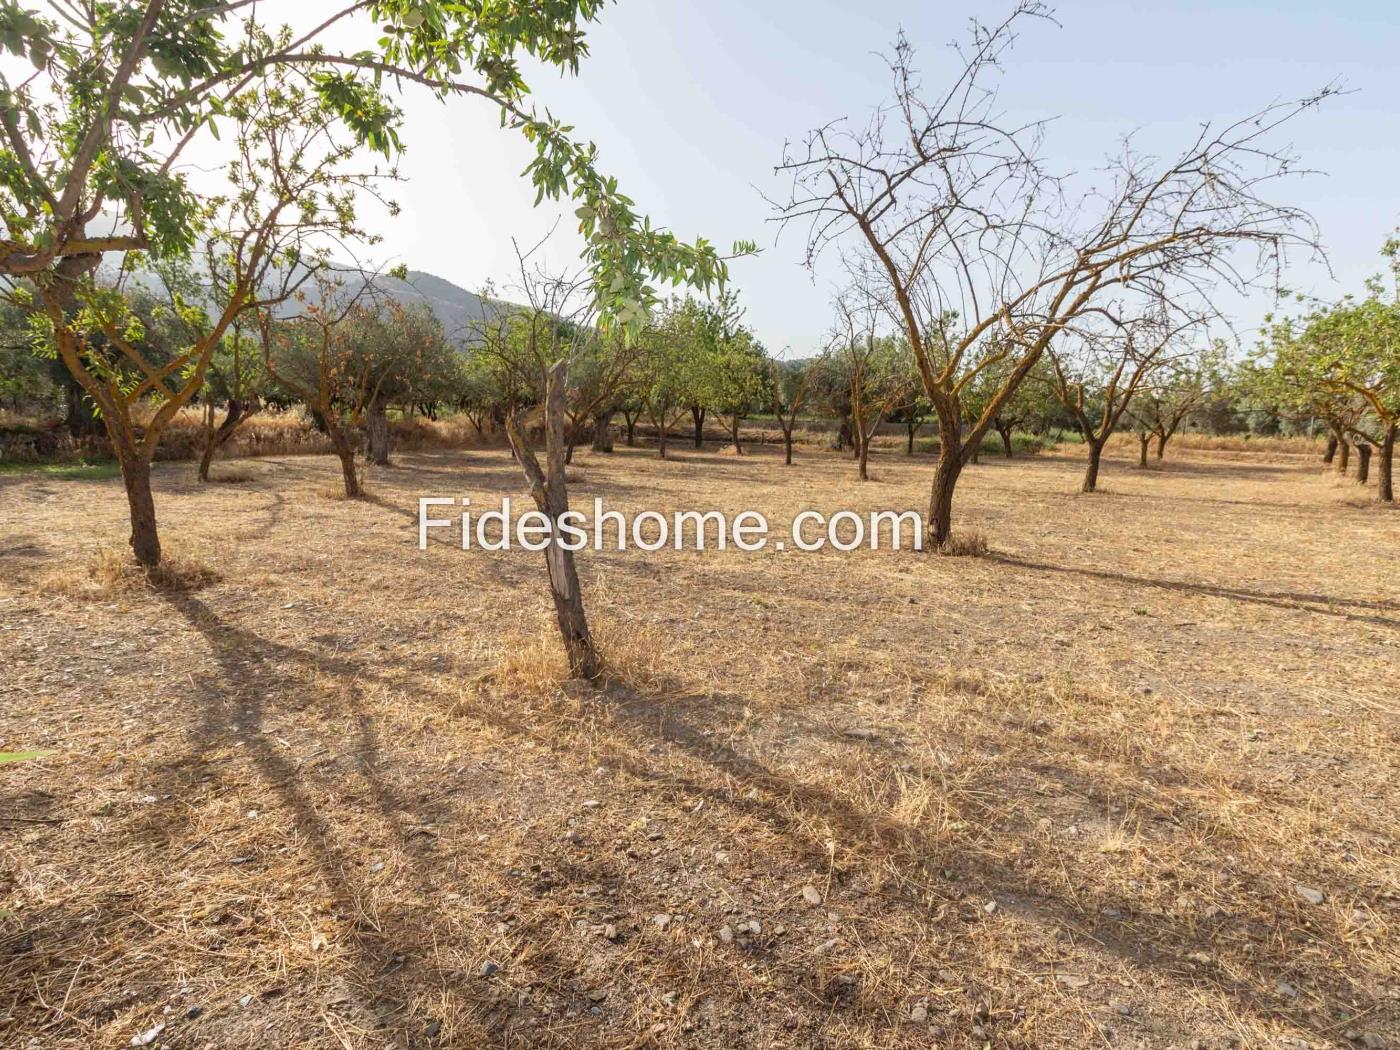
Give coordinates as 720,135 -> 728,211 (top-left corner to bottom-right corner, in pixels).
185,2 -> 1399,355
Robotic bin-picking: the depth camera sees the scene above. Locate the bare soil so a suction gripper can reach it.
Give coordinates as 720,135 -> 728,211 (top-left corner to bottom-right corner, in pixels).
1,440 -> 1396,1049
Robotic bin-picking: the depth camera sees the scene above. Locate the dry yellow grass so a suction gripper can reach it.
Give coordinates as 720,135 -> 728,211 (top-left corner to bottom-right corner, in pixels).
0,439 -> 1396,1049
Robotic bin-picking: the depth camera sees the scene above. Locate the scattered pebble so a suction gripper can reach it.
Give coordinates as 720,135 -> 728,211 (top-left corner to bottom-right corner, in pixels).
582,799 -> 602,809
983,900 -> 998,915
1276,980 -> 1298,999
909,1001 -> 929,1024
802,885 -> 823,906
1294,885 -> 1325,905
652,913 -> 673,931
130,1024 -> 165,1047
480,961 -> 500,978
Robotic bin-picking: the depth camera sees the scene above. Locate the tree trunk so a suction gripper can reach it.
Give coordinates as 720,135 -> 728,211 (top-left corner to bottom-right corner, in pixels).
330,429 -> 361,497
591,410 -> 614,453
1082,440 -> 1104,493
198,397 -> 255,482
1323,431 -> 1338,465
120,452 -> 162,569
623,411 -> 638,447
690,405 -> 705,448
729,414 -> 743,455
906,422 -> 916,455
1138,432 -> 1150,468
858,432 -> 871,480
657,421 -> 669,459
1379,425 -> 1396,503
927,438 -> 964,548
1338,441 -> 1350,475
1356,442 -> 1371,485
836,417 -> 851,451
367,395 -> 391,466
783,425 -> 794,466
505,361 -> 601,682
997,422 -> 1014,457
1155,433 -> 1168,460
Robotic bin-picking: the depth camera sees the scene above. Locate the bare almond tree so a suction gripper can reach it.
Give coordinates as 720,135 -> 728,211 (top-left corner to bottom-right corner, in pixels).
771,2 -> 1326,546
1043,309 -> 1199,492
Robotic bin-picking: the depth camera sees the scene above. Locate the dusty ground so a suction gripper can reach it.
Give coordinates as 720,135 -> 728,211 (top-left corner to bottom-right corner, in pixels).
1,437 -> 1397,1049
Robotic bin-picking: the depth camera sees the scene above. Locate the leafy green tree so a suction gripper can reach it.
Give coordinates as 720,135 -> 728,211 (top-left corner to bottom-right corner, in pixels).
826,291 -> 916,480
262,275 -> 432,497
3,3 -> 745,569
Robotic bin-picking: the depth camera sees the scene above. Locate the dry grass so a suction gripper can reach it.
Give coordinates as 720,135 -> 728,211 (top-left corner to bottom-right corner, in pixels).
0,440 -> 1397,1049
40,545 -> 222,597
1105,431 -> 1328,459
937,530 -> 989,557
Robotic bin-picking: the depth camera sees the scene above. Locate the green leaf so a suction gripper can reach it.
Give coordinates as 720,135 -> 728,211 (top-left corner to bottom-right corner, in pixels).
0,750 -> 54,765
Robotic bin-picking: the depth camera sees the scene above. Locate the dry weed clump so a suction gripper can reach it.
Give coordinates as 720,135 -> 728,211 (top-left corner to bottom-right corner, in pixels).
42,546 -> 221,597
937,530 -> 988,557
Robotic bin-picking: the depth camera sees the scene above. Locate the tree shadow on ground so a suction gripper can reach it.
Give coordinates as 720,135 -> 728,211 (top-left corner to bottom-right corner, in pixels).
988,552 -> 1400,628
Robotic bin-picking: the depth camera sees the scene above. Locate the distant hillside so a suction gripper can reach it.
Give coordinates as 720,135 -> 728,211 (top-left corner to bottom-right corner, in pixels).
328,267 -> 512,347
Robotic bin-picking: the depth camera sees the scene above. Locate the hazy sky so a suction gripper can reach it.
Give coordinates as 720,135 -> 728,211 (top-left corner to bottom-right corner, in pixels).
253,1 -> 1398,355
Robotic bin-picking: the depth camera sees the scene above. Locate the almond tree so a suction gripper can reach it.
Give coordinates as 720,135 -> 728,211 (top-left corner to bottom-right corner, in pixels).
828,290 -> 917,481
12,70 -> 382,566
1127,344 -> 1224,466
262,276 -> 427,498
1043,311 -> 1198,492
769,357 -> 817,465
2,2 -> 744,568
1309,285 -> 1400,502
771,3 -> 1326,545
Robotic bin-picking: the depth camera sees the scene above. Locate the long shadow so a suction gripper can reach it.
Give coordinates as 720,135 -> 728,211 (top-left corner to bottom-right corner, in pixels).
988,552 -> 1400,628
154,592 -> 478,1045
450,676 -> 1376,1047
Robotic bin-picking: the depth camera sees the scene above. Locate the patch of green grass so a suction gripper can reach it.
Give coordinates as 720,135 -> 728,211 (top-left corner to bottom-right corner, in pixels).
0,460 -> 120,480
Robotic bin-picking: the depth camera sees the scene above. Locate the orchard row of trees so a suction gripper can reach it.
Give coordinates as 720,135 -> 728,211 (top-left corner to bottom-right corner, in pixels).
1250,241 -> 1400,502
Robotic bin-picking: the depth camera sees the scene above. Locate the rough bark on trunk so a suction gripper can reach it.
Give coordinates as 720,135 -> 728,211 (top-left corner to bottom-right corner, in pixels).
729,414 -> 743,455
591,410 -> 614,453
623,411 -> 638,447
1356,443 -> 1371,485
1155,433 -> 1168,460
120,452 -> 162,568
1379,425 -> 1396,503
690,405 -> 705,448
782,426 -> 794,465
657,422 -> 669,459
1138,432 -> 1150,468
367,396 -> 391,466
858,433 -> 871,480
505,361 -> 601,682
1323,431 -> 1338,464
330,429 -> 361,497
906,423 -> 916,455
927,437 -> 964,548
1082,441 -> 1104,493
1338,441 -> 1350,475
